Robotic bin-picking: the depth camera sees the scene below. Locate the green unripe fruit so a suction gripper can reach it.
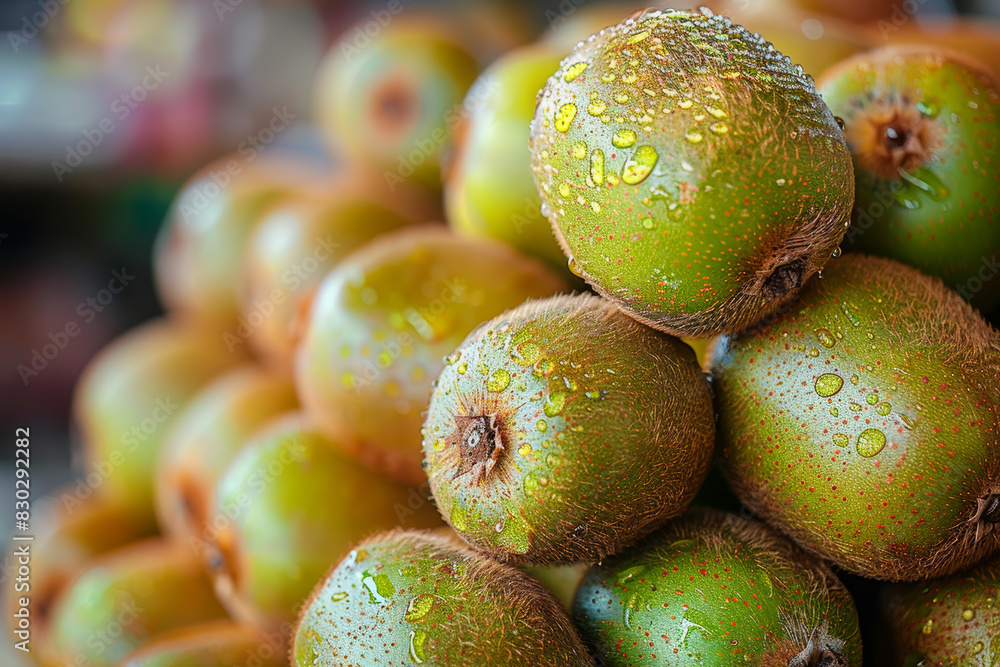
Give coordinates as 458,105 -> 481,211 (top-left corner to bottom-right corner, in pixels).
530,8 -> 854,337
73,318 -> 243,521
313,19 -> 478,190
6,497 -> 157,665
295,226 -> 566,485
240,177 -> 439,370
46,540 -> 229,667
205,412 -> 441,631
121,622 -> 289,667
819,46 -> 1000,312
445,44 -> 568,270
292,529 -> 591,666
573,509 -> 863,665
155,364 -> 298,543
879,556 -> 1000,664
712,254 -> 1000,581
423,293 -> 715,564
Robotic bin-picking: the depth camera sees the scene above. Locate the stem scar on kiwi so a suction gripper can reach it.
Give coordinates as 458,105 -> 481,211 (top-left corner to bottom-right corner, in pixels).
842,99 -> 945,179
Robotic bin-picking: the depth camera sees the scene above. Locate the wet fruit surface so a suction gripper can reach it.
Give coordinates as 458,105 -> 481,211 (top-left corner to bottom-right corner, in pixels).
880,556 -> 1000,665
820,46 -> 1000,311
713,254 -> 1000,580
293,528 -> 591,666
531,8 -> 853,337
205,412 -> 441,630
295,226 -> 566,485
155,364 -> 298,542
573,508 -> 863,665
47,539 -> 229,667
423,293 -> 715,564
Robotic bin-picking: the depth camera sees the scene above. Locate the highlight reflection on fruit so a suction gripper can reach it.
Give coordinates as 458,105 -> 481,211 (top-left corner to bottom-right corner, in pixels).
294,226 -> 566,485
204,412 -> 441,631
531,8 -> 854,337
713,254 -> 1000,581
154,364 -> 298,543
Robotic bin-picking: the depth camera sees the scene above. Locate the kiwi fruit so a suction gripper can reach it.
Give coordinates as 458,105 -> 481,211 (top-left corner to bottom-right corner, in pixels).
120,621 -> 289,667
573,508 -> 863,665
712,254 -> 1000,581
423,293 -> 715,564
530,7 -> 854,338
292,528 -> 591,666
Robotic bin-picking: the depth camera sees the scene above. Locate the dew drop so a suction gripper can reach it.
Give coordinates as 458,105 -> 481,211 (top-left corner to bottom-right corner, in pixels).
558,182 -> 571,197
523,473 -> 538,497
544,391 -> 567,417
590,149 -> 605,184
563,62 -> 588,82
614,92 -> 629,104
511,341 -> 540,366
571,140 -> 587,159
518,443 -> 532,457
587,99 -> 607,116
876,402 -> 892,416
815,373 -> 844,397
555,103 -> 577,132
830,406 -> 839,417
622,145 -> 658,184
832,433 -> 849,447
484,370 -> 510,393
450,504 -> 467,531
457,362 -> 468,374
536,420 -> 548,432
849,402 -> 863,412
832,246 -> 842,258
815,329 -> 836,348
807,348 -> 819,357
612,128 -> 637,148
433,438 -> 445,452
642,218 -> 654,229
866,393 -> 879,406
921,618 -> 934,635
494,518 -> 506,533
857,429 -> 887,457
709,122 -> 728,134
850,375 -> 859,385
330,591 -> 348,602
963,607 -> 975,621
973,640 -> 985,653
685,130 -> 704,143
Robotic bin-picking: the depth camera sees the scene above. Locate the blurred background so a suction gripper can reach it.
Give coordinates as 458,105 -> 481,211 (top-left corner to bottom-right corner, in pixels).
1,2 -> 999,660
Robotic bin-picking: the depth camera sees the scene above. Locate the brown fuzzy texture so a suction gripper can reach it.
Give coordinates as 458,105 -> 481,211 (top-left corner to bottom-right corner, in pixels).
293,528 -> 593,666
425,293 -> 716,565
714,254 -> 1000,582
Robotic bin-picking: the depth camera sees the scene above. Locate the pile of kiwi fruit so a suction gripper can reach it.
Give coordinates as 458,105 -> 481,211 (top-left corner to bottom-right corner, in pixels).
12,2 -> 1000,665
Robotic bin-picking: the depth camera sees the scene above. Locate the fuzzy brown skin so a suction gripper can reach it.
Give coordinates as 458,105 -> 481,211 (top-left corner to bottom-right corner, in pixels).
573,508 -> 862,665
713,254 -> 1000,581
878,555 -> 1000,664
531,8 -> 854,339
423,293 -> 716,565
292,528 -> 592,666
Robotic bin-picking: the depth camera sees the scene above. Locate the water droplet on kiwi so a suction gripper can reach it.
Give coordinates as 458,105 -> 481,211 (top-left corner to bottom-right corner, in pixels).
807,348 -> 819,357
830,407 -> 839,417
839,303 -> 862,327
685,130 -> 703,143
832,433 -> 849,447
408,628 -> 428,664
916,100 -> 938,117
568,257 -> 583,277
815,373 -> 844,397
518,443 -> 532,457
486,369 -> 511,392
866,393 -> 879,406
815,329 -> 836,348
555,103 -> 577,132
361,568 -> 394,604
571,140 -> 587,159
494,518 -> 506,533
457,362 -> 468,374
590,149 -> 605,184
857,429 -> 887,457
963,607 -> 976,621
612,128 -> 637,148
876,402 -> 892,416
622,145 -> 658,184
536,420 -> 548,432
973,640 -> 985,653
642,218 -> 654,229
405,594 -> 437,623
330,591 -> 348,602
831,246 -> 842,258
587,99 -> 606,116
850,375 -> 859,385
921,618 -> 934,635
563,62 -> 588,82
433,438 -> 445,452
849,402 -> 863,412
558,182 -> 571,197
709,122 -> 728,134
544,391 -> 567,417
523,473 -> 538,497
